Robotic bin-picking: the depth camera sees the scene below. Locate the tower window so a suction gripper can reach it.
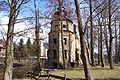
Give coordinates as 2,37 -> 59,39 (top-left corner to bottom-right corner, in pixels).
63,25 -> 66,28
53,38 -> 57,44
55,25 -> 58,28
55,25 -> 58,27
64,50 -> 67,59
64,38 -> 67,45
53,49 -> 57,59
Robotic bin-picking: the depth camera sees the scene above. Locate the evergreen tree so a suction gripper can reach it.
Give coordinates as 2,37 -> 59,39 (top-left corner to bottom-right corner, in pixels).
31,40 -> 36,56
18,38 -> 27,59
13,42 -> 19,60
26,38 -> 32,56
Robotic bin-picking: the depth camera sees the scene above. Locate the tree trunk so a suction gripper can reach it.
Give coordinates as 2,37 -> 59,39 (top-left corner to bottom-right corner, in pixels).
103,19 -> 109,64
60,20 -> 66,68
74,0 -> 93,80
100,21 -> 105,67
114,20 -> 118,64
108,0 -> 114,69
117,21 -> 120,63
89,0 -> 95,66
98,27 -> 100,66
118,21 -> 120,62
97,16 -> 105,67
3,0 -> 16,80
58,0 -> 66,69
86,27 -> 92,64
34,0 -> 41,74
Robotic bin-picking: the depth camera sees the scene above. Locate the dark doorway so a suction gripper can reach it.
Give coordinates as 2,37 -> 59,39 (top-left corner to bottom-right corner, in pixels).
53,62 -> 57,69
70,62 -> 75,67
53,49 -> 57,59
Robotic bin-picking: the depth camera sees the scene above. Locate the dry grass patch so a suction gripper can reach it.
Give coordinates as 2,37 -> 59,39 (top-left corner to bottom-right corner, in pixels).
50,66 -> 120,79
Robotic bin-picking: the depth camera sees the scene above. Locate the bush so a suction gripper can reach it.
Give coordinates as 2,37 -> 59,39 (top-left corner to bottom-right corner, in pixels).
13,67 -> 27,79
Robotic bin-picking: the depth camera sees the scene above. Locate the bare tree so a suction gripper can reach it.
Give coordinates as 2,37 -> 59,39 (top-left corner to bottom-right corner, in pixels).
57,0 -> 66,69
98,17 -> 105,67
118,21 -> 120,62
108,0 -> 114,69
97,27 -> 101,65
33,0 -> 42,76
89,0 -> 95,66
3,0 -> 30,80
114,18 -> 118,64
74,0 -> 93,79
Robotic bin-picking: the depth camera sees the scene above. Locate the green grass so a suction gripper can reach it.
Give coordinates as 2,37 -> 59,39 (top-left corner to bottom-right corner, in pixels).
50,66 -> 120,79
91,66 -> 120,79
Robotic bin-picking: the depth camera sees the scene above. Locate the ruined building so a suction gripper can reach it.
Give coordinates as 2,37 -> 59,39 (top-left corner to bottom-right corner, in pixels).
47,6 -> 82,69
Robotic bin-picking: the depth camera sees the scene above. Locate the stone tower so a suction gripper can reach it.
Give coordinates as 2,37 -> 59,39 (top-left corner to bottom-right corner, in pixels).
47,6 -> 82,69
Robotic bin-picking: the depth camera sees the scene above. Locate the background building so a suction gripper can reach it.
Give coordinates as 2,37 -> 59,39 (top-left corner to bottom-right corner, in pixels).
0,39 -> 5,57
0,39 -> 5,64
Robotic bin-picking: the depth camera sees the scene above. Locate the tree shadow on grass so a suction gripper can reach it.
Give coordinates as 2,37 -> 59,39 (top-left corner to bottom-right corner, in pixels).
95,78 -> 120,80
92,67 -> 112,70
70,78 -> 120,80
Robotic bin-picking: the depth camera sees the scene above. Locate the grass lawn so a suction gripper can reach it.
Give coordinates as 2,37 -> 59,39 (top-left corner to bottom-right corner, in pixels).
50,66 -> 120,80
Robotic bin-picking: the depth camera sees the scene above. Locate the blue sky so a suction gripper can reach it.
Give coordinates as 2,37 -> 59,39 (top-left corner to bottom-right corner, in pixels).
0,0 -> 54,43
0,0 -> 91,43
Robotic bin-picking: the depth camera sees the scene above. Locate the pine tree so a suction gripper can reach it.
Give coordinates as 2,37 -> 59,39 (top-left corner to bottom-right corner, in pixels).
26,38 -> 32,56
18,38 -> 27,59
